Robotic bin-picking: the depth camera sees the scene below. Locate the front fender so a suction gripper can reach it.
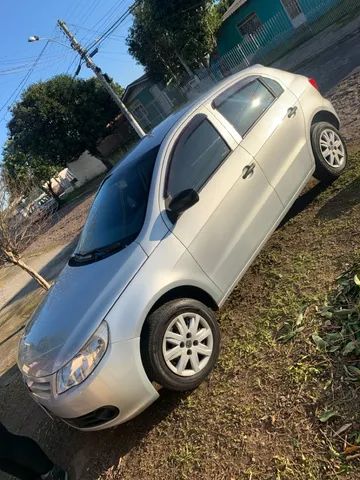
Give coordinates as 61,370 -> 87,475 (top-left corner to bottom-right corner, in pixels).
105,234 -> 223,342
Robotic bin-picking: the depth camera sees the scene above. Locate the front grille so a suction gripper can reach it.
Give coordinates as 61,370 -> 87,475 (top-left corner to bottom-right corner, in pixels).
25,376 -> 52,399
63,406 -> 119,429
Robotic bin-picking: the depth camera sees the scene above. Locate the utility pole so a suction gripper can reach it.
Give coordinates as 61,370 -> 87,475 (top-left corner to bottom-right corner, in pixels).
57,20 -> 146,139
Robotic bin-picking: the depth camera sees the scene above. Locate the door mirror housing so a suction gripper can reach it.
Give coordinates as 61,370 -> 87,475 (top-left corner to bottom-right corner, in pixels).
167,189 -> 199,223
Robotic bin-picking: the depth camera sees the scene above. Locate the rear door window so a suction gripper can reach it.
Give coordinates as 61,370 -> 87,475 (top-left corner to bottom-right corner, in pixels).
213,78 -> 278,137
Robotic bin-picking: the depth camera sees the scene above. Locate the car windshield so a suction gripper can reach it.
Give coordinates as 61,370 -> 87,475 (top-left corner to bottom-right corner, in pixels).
74,144 -> 160,260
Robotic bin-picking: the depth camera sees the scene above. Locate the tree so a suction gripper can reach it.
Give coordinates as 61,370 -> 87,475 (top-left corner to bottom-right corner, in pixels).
127,0 -> 222,82
3,140 -> 61,203
0,172 -> 52,290
4,75 -> 124,192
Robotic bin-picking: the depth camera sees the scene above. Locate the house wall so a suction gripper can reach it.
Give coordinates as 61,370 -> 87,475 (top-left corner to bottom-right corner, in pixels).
67,151 -> 107,187
298,0 -> 340,21
127,81 -> 179,131
217,0 -> 292,55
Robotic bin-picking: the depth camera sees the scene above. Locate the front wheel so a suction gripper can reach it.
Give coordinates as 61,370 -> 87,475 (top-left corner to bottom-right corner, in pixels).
311,122 -> 348,183
141,299 -> 220,391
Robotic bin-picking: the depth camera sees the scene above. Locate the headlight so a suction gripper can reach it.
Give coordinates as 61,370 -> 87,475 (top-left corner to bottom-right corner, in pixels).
57,321 -> 109,395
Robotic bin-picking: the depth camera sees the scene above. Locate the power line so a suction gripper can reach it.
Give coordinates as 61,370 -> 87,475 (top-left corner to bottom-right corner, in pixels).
80,0 -> 103,26
0,51 -> 72,65
88,0 -> 128,35
0,41 -> 50,123
68,23 -> 127,40
85,0 -> 139,52
0,56 -> 70,76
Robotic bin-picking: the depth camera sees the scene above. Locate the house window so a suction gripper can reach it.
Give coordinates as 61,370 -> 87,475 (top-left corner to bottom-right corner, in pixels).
238,13 -> 262,37
281,0 -> 303,19
131,101 -> 152,130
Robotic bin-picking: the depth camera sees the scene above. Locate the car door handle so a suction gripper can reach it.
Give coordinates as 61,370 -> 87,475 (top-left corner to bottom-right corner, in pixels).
287,106 -> 298,118
242,163 -> 256,180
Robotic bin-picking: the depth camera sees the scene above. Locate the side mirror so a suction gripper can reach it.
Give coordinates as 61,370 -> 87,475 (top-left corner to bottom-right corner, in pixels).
167,189 -> 199,223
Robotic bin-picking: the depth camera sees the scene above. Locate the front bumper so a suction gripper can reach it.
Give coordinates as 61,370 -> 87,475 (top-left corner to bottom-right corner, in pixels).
23,338 -> 159,431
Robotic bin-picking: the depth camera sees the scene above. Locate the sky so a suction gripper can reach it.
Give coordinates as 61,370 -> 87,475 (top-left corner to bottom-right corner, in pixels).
0,0 -> 145,159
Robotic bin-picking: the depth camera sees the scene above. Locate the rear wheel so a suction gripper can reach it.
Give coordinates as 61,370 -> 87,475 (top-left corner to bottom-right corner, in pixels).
311,122 -> 347,183
142,299 -> 220,391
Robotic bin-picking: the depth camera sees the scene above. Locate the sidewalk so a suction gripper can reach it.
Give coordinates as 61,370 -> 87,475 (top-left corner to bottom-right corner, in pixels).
0,241 -> 74,310
274,14 -> 360,73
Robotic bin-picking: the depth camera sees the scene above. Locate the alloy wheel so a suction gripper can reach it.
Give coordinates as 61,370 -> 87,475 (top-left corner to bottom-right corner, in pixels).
319,129 -> 346,168
162,313 -> 214,377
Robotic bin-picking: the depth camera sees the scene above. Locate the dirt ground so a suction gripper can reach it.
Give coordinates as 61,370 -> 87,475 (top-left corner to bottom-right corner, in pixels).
27,193 -> 95,255
1,65 -> 360,480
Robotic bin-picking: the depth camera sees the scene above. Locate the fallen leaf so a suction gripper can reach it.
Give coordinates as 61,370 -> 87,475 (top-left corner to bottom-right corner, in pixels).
344,365 -> 360,382
354,274 -> 360,287
344,445 -> 360,455
334,423 -> 352,436
296,313 -> 303,326
319,410 -> 338,423
343,341 -> 358,356
312,334 -> 328,351
346,453 -> 360,461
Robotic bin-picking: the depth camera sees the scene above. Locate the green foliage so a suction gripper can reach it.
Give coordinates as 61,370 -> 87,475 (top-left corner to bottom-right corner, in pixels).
318,409 -> 338,423
313,262 -> 360,357
127,0 -> 222,81
3,140 -> 59,198
3,75 -> 123,190
277,312 -> 305,343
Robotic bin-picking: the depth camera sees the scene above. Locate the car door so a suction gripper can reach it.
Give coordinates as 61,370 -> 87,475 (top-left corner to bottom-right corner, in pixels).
211,75 -> 313,207
161,108 -> 284,295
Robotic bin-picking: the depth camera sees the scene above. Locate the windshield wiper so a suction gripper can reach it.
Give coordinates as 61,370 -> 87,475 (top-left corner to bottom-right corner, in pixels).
70,238 -> 134,265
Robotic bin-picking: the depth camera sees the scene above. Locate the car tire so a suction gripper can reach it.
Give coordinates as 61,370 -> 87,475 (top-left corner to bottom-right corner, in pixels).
311,122 -> 347,183
141,299 -> 220,391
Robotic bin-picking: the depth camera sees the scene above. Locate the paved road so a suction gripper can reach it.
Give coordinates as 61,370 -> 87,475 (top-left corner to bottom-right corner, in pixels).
0,241 -> 75,311
295,27 -> 360,92
273,14 -> 360,93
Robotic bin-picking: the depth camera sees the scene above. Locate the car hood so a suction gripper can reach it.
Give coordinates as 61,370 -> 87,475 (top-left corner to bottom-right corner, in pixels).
18,242 -> 147,378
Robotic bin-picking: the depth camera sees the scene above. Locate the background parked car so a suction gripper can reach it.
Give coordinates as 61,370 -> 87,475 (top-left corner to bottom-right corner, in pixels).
27,194 -> 58,221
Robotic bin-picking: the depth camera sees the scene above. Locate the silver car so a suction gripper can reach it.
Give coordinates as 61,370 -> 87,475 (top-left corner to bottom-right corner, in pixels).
18,66 -> 347,430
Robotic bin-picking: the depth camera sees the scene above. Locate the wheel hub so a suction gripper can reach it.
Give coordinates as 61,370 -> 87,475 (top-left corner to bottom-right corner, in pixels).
162,312 -> 214,377
319,129 -> 345,168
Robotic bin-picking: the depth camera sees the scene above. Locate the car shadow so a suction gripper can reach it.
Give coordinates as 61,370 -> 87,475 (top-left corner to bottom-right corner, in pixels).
316,176 -> 360,221
0,237 -> 79,312
278,181 -> 328,228
0,363 -> 190,480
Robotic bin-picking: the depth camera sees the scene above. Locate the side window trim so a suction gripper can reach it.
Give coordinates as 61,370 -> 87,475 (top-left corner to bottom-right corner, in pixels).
258,76 -> 284,98
211,76 -> 258,110
212,76 -> 284,139
164,114 -> 232,199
